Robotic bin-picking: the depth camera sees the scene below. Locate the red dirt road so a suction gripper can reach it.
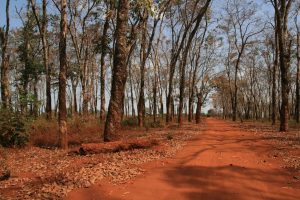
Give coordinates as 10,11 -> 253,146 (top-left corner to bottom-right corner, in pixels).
66,118 -> 300,200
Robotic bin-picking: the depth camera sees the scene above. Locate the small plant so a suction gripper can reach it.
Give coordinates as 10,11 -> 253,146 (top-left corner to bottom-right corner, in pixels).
121,117 -> 138,127
166,132 -> 174,140
0,109 -> 28,147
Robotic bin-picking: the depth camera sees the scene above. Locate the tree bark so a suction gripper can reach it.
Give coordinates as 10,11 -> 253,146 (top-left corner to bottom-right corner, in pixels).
137,10 -> 148,127
295,14 -> 300,123
100,0 -> 113,121
33,77 -> 39,118
1,0 -> 10,109
58,0 -> 68,149
195,92 -> 202,124
273,0 -> 292,131
104,0 -> 129,142
272,19 -> 278,125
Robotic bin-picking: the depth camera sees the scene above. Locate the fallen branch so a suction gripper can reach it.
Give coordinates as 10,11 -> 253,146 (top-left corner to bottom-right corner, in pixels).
71,138 -> 159,155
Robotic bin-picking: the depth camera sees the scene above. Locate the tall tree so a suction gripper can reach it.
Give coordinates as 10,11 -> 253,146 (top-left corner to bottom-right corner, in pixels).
295,8 -> 300,123
58,0 -> 68,149
166,0 -> 211,123
272,0 -> 293,131
67,0 -> 98,116
30,0 -> 52,119
223,0 -> 263,121
178,2 -> 211,125
103,0 -> 129,141
99,0 -> 114,121
137,0 -> 170,127
271,16 -> 279,125
0,0 -> 10,108
137,9 -> 148,127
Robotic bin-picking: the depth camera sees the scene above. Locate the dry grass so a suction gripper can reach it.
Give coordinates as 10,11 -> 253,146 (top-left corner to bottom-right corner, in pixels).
28,115 -> 103,148
27,115 -> 168,149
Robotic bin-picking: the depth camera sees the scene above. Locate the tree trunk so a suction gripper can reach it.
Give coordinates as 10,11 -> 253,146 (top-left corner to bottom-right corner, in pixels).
72,81 -> 78,114
30,0 -> 52,119
232,51 -> 244,122
273,0 -> 292,132
295,18 -> 300,123
129,62 -> 135,117
104,0 -> 129,142
167,0 -> 211,124
42,0 -> 52,120
33,77 -> 39,118
272,22 -> 278,125
1,0 -> 10,109
196,92 -> 202,124
100,0 -> 113,121
58,0 -> 68,149
137,10 -> 148,127
178,6 -> 209,125
81,48 -> 89,115
153,64 -> 158,123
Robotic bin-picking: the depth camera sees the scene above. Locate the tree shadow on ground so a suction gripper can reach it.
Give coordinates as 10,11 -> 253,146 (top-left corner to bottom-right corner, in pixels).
162,119 -> 300,200
164,164 -> 298,200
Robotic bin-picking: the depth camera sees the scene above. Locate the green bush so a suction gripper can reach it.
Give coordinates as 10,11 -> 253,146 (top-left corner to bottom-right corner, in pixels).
0,109 -> 28,147
121,117 -> 138,127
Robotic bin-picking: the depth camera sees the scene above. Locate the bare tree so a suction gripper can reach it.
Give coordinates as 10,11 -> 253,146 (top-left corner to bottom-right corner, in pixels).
223,0 -> 263,121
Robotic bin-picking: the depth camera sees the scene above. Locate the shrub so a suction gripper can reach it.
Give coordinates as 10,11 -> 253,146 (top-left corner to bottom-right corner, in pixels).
166,132 -> 174,140
29,115 -> 103,148
29,117 -> 58,148
0,109 -> 28,147
121,117 -> 138,127
146,120 -> 163,128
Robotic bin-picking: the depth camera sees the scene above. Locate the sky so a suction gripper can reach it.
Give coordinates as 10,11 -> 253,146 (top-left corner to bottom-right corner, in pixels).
0,0 -> 27,28
1,0 -> 274,29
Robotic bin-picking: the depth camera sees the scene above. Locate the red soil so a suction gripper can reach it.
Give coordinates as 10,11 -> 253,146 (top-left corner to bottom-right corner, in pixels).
66,118 -> 300,200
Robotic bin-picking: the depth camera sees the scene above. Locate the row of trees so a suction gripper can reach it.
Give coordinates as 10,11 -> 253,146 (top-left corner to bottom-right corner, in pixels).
212,0 -> 299,131
0,0 -> 299,148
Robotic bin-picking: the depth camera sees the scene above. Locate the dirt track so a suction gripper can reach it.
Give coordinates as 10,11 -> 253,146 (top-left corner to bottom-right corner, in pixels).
66,118 -> 300,200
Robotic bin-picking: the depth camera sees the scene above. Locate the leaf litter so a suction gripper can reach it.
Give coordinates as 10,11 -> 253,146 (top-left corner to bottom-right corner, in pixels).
0,124 -> 199,200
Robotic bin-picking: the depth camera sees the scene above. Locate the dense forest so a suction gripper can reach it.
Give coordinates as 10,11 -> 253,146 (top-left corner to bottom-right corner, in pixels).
0,0 -> 299,148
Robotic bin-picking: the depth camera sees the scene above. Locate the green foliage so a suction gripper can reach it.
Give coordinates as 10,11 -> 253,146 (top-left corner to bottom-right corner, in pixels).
121,117 -> 138,127
94,34 -> 112,54
0,109 -> 28,147
17,13 -> 44,81
207,109 -> 217,117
